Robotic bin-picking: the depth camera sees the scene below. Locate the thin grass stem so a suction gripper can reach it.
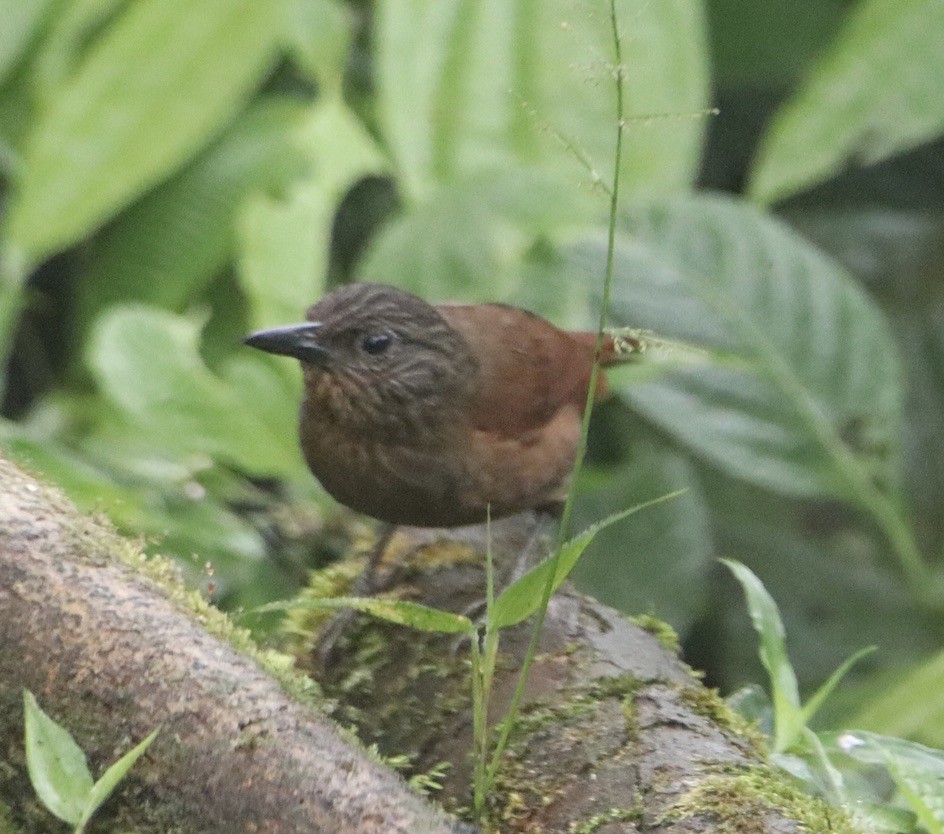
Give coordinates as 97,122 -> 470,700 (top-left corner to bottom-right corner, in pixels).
482,0 -> 627,798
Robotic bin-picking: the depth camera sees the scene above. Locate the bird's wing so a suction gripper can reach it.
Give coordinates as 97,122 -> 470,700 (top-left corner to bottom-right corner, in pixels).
436,303 -> 602,438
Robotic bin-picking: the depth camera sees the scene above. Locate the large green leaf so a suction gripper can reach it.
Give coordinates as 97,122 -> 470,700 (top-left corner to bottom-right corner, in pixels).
892,284 -> 944,531
29,0 -> 132,100
0,0 -> 53,85
852,651 -> 944,748
237,95 -> 388,331
283,0 -> 351,94
358,168 -> 595,305
707,0 -> 848,88
375,0 -> 708,201
578,194 -> 903,505
87,306 -> 303,479
699,467 -> 931,703
571,429 -> 712,633
5,0 -> 287,262
0,396 -> 271,570
75,97 -> 308,329
0,250 -> 27,391
750,0 -> 944,204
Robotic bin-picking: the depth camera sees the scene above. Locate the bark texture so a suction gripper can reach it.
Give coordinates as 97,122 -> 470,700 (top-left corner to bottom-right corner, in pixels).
305,522 -> 848,834
0,454 -> 468,834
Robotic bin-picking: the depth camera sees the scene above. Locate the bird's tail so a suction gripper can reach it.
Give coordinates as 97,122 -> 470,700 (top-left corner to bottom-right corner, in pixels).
570,331 -> 646,366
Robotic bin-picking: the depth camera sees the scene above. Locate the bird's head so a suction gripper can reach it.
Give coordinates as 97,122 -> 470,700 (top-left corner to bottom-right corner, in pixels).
244,283 -> 475,430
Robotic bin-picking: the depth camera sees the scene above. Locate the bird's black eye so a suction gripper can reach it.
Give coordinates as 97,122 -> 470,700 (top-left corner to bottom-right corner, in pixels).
361,332 -> 393,355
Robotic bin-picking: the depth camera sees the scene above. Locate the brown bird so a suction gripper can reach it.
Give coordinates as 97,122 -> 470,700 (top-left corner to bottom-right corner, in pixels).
244,282 -> 636,529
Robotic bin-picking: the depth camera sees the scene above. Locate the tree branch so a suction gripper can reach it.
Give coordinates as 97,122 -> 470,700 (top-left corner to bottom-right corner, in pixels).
0,453 -> 470,834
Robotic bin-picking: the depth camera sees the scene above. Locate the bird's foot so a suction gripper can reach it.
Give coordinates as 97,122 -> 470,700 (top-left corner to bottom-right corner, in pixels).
313,523 -> 398,671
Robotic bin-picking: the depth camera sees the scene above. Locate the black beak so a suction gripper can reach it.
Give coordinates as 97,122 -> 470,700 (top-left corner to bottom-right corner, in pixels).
243,322 -> 329,364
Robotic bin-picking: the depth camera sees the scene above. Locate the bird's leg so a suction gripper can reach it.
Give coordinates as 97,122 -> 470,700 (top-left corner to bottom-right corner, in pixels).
314,522 -> 397,670
355,522 -> 398,595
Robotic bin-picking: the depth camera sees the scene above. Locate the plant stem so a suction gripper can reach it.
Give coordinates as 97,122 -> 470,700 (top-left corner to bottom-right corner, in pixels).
473,509 -> 500,817
482,0 -> 626,796
470,632 -> 486,812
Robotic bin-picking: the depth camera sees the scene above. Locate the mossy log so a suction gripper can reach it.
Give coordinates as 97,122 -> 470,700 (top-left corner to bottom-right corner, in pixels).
301,523 -> 857,834
0,454 -> 469,834
0,453 -> 857,833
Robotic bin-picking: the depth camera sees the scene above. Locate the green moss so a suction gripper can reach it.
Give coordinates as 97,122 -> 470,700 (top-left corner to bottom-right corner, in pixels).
629,613 -> 680,653
570,805 -> 643,834
483,675 -> 645,831
508,674 -> 643,738
0,801 -> 15,834
620,692 -> 639,737
661,764 -> 860,834
278,533 -> 479,662
407,760 -> 452,796
313,606 -> 472,768
281,558 -> 367,655
677,685 -> 767,756
57,497 -> 325,710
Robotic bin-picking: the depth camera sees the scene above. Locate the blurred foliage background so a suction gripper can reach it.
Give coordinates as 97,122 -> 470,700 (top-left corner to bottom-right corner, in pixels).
0,0 -> 943,751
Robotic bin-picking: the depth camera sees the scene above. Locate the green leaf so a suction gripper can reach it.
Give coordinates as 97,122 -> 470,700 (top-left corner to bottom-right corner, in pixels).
0,0 -> 53,85
727,684 -> 773,737
87,306 -> 303,478
75,96 -> 309,328
841,732 -> 944,834
782,208 -> 944,514
5,0 -> 287,261
358,168 -> 594,304
216,354 -> 301,465
699,469 -> 928,715
76,728 -> 158,831
880,746 -> 944,834
490,532 -> 595,631
592,194 -> 903,504
293,93 -> 390,201
255,597 -> 474,634
492,492 -> 683,630
0,248 -> 28,391
23,690 -> 93,826
802,727 -> 848,808
237,96 -> 387,331
750,0 -> 944,204
284,0 -> 351,94
799,645 -> 875,728
852,650 -> 944,748
1,414 -> 134,510
842,801 -> 917,834
238,184 -> 331,331
571,429 -> 712,633
708,0 -> 848,88
1,402 -> 270,575
29,0 -> 131,100
721,559 -> 803,753
375,0 -> 708,201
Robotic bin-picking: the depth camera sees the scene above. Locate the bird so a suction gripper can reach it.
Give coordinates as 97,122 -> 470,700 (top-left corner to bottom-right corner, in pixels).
243,281 -> 638,531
